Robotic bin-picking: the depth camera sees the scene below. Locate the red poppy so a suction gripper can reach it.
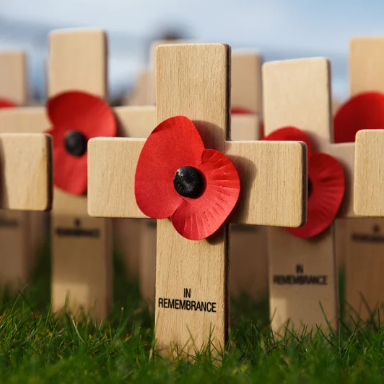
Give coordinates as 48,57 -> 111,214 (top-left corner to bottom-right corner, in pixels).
46,91 -> 116,195
334,91 -> 384,143
0,98 -> 17,108
264,127 -> 345,238
135,116 -> 240,240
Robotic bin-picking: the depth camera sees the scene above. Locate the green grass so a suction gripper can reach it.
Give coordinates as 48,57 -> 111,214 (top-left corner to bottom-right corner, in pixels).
0,238 -> 383,383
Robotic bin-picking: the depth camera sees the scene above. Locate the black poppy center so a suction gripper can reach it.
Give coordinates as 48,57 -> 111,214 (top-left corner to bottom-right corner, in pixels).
64,130 -> 87,157
173,166 -> 203,198
308,177 -> 313,198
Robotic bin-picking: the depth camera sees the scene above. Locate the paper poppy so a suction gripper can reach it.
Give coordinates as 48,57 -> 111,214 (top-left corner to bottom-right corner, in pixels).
46,91 -> 116,195
0,98 -> 16,108
334,92 -> 384,143
264,127 -> 345,238
135,116 -> 240,240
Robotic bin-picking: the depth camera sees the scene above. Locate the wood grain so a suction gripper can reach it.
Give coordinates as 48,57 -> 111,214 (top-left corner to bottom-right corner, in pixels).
48,29 -> 107,98
0,210 -> 30,288
230,51 -> 266,301
0,51 -> 27,105
231,51 -> 262,114
355,130 -> 384,216
350,37 -> 384,96
0,133 -> 52,211
263,58 -> 339,332
264,58 -> 332,153
231,114 -> 260,141
226,141 -> 306,227
52,215 -> 112,320
345,217 -> 384,318
268,226 -> 338,332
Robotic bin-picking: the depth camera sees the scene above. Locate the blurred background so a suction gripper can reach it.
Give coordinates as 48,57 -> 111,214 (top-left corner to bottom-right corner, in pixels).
1,0 -> 384,103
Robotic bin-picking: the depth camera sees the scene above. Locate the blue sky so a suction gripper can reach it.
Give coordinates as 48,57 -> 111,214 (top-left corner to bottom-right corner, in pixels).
1,0 -> 384,99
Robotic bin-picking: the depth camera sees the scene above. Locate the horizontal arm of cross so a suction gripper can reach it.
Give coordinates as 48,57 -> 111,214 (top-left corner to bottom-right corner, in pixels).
88,137 -> 307,227
355,130 -> 384,216
0,133 -> 52,211
225,140 -> 306,227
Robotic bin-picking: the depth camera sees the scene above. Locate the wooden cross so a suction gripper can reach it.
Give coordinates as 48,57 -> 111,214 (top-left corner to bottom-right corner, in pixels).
229,51 -> 268,301
88,43 -> 306,355
264,58 -> 355,332
349,37 -> 384,318
0,29 -> 156,319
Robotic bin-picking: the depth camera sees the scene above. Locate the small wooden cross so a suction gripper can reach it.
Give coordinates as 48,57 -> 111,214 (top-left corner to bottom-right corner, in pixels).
350,37 -> 384,318
0,29 -> 156,319
264,58 -> 355,332
88,43 -> 306,355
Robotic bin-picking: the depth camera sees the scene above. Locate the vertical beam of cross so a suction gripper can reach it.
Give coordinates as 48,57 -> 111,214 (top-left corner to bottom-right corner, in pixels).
88,43 -> 306,356
47,30 -> 112,320
263,58 -> 356,332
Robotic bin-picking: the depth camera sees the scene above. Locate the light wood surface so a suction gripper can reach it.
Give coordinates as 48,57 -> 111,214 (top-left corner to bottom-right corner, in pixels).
231,51 -> 262,114
226,141 -> 306,226
88,43 -> 306,356
229,224 -> 268,300
264,58 -> 340,332
347,37 -> 384,319
48,29 -> 107,99
49,29 -> 112,319
355,130 -> 384,216
230,51 -> 266,300
350,37 -> 384,96
113,106 -> 157,295
269,226 -> 338,331
231,114 -> 260,141
0,51 -> 27,105
139,220 -> 157,310
345,217 -> 384,318
0,210 -> 30,288
52,215 -> 112,319
0,133 -> 52,211
264,58 -> 332,153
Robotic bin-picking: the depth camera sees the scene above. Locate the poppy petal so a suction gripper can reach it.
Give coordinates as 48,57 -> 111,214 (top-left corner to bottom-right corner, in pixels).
171,149 -> 240,240
135,116 -> 205,219
264,126 -> 313,157
231,106 -> 254,114
46,91 -> 116,195
334,92 -> 384,143
287,153 -> 345,238
0,98 -> 16,108
47,91 -> 116,138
